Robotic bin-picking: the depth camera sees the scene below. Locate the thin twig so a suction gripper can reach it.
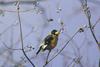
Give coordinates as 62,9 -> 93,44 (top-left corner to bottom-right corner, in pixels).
43,50 -> 51,67
67,59 -> 75,67
88,16 -> 99,47
81,0 -> 100,50
2,41 -> 22,50
16,1 -> 35,67
0,0 -> 38,5
0,8 -> 36,13
92,17 -> 100,28
99,59 -> 100,67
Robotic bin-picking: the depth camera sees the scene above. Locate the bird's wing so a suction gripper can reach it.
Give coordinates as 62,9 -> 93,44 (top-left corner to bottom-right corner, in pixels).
44,35 -> 53,45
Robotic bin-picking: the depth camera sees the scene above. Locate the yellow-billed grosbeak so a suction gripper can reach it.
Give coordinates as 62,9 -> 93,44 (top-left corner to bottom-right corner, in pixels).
36,29 -> 60,55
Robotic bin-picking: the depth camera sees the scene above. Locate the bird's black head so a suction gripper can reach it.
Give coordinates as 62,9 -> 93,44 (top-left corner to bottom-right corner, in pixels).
51,29 -> 59,35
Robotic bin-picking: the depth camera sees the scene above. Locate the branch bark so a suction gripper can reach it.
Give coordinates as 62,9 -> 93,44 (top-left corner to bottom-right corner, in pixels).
16,1 -> 35,67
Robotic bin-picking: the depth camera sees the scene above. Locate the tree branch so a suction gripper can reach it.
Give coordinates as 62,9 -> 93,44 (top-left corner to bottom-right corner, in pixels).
80,0 -> 100,50
16,1 -> 35,67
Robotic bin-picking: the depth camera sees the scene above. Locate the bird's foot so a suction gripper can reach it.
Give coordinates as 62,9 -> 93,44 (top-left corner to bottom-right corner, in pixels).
46,61 -> 48,64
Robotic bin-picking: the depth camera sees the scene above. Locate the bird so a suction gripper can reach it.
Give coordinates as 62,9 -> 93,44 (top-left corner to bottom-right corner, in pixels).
36,29 -> 60,55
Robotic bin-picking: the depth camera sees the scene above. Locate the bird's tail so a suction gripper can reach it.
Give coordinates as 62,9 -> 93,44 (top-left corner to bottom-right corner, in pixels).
36,46 -> 42,55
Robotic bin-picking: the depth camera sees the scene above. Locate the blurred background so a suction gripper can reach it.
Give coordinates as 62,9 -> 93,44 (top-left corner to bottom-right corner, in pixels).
0,0 -> 100,67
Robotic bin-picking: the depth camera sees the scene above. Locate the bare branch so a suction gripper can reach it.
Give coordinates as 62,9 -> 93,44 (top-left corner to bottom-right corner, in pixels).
80,0 -> 100,50
16,1 -> 35,67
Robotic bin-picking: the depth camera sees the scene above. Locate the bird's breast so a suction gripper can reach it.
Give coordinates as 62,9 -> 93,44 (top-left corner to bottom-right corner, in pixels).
51,36 -> 58,48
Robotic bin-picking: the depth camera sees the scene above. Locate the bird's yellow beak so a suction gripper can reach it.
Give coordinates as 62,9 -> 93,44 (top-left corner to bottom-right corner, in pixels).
55,31 -> 60,35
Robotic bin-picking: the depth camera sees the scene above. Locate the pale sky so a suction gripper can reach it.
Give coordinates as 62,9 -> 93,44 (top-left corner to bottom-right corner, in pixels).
0,0 -> 100,67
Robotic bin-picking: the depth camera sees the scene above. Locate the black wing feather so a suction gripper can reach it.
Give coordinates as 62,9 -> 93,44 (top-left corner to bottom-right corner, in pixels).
44,35 -> 53,45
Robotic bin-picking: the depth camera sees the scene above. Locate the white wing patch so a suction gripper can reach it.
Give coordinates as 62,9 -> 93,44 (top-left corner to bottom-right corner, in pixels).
42,45 -> 47,49
40,42 -> 47,49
